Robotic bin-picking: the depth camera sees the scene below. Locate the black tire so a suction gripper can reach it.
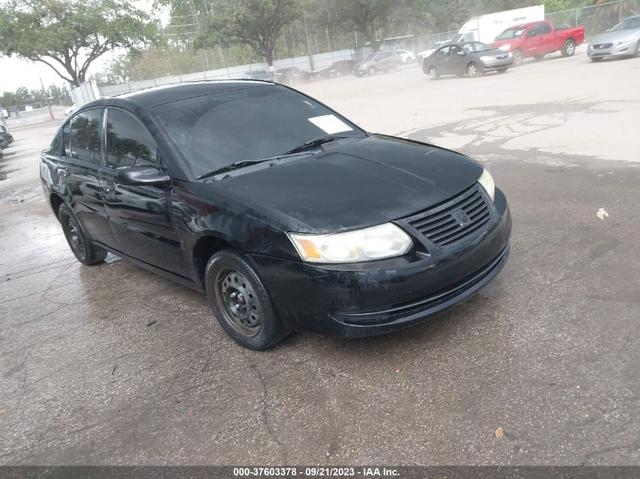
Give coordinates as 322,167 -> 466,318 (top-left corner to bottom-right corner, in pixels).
428,66 -> 439,80
58,204 -> 107,265
562,39 -> 576,57
513,49 -> 523,66
205,250 -> 289,350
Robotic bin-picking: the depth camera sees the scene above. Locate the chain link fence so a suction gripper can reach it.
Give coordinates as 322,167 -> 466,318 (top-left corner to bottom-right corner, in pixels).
546,0 -> 640,37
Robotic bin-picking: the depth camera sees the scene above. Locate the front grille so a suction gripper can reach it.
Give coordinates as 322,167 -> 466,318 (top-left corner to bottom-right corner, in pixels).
405,184 -> 492,247
593,43 -> 612,49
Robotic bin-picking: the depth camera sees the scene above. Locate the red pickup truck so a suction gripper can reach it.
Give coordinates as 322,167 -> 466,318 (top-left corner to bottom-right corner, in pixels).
491,20 -> 585,65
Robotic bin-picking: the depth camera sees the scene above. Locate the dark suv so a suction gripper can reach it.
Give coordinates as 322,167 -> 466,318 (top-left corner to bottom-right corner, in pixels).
41,81 -> 511,350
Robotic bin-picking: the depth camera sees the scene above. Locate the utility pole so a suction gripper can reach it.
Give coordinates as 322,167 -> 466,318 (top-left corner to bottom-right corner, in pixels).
40,77 -> 54,121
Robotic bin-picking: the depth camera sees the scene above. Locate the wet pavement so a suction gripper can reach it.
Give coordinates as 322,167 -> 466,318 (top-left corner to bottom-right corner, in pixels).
1,52 -> 639,465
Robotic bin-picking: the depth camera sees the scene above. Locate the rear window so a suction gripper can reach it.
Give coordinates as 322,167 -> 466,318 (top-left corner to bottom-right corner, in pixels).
152,85 -> 364,178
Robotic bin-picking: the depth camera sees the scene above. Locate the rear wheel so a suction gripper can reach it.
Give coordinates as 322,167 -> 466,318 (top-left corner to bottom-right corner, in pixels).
205,250 -> 289,350
428,66 -> 439,80
562,39 -> 576,57
467,62 -> 481,78
367,66 -> 377,76
58,204 -> 107,265
512,49 -> 523,66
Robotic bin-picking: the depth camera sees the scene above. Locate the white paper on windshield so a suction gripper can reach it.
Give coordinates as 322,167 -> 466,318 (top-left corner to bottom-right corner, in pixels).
308,115 -> 353,134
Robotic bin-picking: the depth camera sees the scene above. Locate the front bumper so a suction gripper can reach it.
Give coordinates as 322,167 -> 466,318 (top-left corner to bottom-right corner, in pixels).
588,43 -> 635,58
250,188 -> 512,337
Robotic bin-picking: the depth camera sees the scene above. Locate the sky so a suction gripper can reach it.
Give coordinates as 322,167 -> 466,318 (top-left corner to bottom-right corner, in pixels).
0,1 -> 167,94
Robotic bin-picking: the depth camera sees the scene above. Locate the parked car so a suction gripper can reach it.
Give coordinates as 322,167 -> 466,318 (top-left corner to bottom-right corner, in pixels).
312,60 -> 354,79
354,51 -> 403,76
395,49 -> 417,63
491,20 -> 585,65
588,15 -> 640,61
423,42 -> 514,79
274,66 -> 311,84
41,81 -> 511,350
0,123 -> 13,148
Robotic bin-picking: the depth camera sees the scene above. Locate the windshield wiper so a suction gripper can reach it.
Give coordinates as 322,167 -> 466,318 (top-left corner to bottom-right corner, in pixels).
284,135 -> 350,155
197,159 -> 273,180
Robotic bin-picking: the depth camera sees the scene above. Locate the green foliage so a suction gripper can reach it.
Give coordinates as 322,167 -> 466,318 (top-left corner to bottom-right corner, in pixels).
0,0 -> 157,86
0,84 -> 72,108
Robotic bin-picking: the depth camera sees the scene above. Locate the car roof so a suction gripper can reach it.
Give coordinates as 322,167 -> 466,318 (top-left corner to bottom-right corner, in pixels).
81,80 -> 276,111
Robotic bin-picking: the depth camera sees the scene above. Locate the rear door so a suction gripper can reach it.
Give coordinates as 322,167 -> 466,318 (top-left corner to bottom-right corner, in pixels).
538,22 -> 555,54
60,108 -> 116,248
524,25 -> 540,56
100,108 -> 186,276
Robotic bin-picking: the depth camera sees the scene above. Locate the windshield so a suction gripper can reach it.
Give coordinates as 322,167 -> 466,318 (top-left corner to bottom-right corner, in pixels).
496,27 -> 525,40
610,17 -> 640,31
152,85 -> 364,178
463,42 -> 492,53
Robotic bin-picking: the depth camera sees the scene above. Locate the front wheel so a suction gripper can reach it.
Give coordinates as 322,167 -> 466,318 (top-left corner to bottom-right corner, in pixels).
467,62 -> 481,78
205,250 -> 289,350
562,39 -> 576,57
58,204 -> 107,265
367,66 -> 377,76
428,66 -> 439,80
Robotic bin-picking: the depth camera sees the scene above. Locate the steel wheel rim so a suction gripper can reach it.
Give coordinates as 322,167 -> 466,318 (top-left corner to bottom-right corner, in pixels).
468,64 -> 478,77
566,42 -> 575,55
65,216 -> 85,258
215,268 -> 261,337
429,67 -> 437,79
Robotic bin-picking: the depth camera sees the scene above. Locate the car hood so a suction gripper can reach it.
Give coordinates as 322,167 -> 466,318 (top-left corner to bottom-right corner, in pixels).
472,48 -> 509,58
590,30 -> 640,44
211,135 -> 483,234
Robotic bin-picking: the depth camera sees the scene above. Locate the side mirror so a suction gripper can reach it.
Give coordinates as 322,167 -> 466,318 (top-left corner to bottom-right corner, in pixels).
117,166 -> 170,185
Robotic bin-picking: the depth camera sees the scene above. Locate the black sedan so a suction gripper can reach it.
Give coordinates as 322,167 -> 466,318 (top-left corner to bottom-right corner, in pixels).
423,42 -> 514,79
41,81 -> 511,350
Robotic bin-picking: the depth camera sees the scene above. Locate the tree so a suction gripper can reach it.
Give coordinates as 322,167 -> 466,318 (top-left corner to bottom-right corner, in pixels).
0,0 -> 157,86
196,0 -> 301,66
327,0 -> 395,48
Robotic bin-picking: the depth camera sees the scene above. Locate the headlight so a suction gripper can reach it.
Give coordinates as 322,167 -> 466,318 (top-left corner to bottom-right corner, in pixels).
289,223 -> 413,264
478,168 -> 495,201
499,44 -> 511,51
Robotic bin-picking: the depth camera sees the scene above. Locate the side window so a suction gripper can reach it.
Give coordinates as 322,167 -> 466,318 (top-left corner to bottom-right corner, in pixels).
540,23 -> 551,34
105,109 -> 158,169
67,109 -> 103,162
527,26 -> 540,38
449,45 -> 463,55
438,46 -> 450,56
